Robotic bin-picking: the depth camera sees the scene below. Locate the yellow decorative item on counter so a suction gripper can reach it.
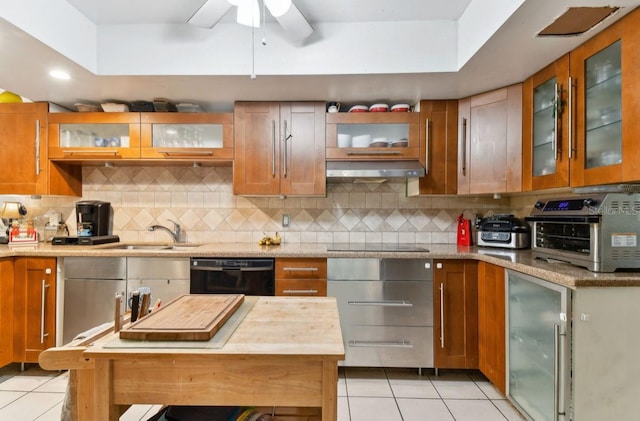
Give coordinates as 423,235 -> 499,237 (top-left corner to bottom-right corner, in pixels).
0,90 -> 22,103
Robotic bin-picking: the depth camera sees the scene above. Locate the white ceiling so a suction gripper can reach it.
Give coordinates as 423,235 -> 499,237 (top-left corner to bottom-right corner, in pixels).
0,0 -> 638,112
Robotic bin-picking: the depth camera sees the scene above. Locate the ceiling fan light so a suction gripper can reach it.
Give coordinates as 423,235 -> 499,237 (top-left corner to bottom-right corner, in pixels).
237,0 -> 260,27
264,0 -> 291,17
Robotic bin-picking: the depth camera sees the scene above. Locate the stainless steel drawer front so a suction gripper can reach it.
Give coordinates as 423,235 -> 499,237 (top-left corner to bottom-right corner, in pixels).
340,326 -> 434,367
329,280 -> 433,326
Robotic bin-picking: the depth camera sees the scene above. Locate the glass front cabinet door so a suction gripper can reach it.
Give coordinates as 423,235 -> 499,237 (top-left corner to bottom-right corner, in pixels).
569,13 -> 640,186
140,113 -> 233,162
48,113 -> 142,161
522,55 -> 570,191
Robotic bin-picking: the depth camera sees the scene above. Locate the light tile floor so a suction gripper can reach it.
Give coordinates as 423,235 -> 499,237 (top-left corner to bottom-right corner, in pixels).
0,364 -> 526,421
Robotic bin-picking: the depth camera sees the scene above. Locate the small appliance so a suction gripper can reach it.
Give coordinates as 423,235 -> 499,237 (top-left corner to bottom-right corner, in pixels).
52,200 -> 119,245
477,214 -> 530,249
526,192 -> 640,272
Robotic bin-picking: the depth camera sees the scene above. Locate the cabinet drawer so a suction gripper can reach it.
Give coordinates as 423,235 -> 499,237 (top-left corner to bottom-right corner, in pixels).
275,279 -> 327,296
328,280 -> 433,326
340,325 -> 433,367
275,258 -> 327,280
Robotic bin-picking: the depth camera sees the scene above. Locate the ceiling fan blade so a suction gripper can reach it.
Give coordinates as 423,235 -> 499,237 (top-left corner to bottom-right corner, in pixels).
188,0 -> 233,28
270,2 -> 313,42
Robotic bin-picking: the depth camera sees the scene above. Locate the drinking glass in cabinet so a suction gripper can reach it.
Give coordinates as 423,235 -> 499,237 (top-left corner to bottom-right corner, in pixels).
532,77 -> 558,177
584,40 -> 622,169
152,124 -> 222,148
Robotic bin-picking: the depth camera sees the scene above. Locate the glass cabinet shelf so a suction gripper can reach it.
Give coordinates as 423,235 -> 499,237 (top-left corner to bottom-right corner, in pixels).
532,77 -> 558,177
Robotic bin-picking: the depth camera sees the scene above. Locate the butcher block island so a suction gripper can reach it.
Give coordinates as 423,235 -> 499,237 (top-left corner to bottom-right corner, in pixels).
39,296 -> 345,421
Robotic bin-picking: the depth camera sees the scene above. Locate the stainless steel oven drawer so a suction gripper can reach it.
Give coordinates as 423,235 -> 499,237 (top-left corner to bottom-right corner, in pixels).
340,325 -> 433,367
328,280 -> 433,326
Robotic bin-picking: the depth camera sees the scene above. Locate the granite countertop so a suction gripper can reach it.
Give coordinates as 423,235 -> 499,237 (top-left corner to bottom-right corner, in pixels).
2,242 -> 640,288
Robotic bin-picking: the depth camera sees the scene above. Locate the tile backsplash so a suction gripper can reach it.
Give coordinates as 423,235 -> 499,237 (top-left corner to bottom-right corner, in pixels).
5,166 -> 514,244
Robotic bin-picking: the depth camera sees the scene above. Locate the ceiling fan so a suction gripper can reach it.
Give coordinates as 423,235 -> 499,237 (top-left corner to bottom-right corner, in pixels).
188,0 -> 314,42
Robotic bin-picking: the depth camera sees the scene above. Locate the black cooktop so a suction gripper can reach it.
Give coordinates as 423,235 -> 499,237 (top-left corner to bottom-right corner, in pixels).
327,243 -> 429,252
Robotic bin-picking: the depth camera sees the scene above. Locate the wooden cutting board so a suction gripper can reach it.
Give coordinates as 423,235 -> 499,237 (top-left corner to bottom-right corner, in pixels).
119,294 -> 245,341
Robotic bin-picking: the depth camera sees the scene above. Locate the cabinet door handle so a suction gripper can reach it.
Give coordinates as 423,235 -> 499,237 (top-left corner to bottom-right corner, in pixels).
424,118 -> 430,174
283,119 -> 288,177
553,82 -> 560,161
156,150 -> 214,156
62,150 -> 120,156
283,267 -> 318,272
347,300 -> 413,307
345,150 -> 402,156
554,323 -> 567,420
35,120 -> 41,176
282,289 -> 318,295
348,340 -> 413,348
271,120 -> 276,177
459,117 -> 467,176
568,76 -> 575,159
439,283 -> 445,348
40,280 -> 49,344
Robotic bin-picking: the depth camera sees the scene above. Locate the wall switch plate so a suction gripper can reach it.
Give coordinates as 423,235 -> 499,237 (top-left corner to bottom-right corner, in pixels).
282,214 -> 290,227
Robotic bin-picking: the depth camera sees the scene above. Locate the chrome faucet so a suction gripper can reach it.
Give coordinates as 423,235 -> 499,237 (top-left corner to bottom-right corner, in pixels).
148,219 -> 182,243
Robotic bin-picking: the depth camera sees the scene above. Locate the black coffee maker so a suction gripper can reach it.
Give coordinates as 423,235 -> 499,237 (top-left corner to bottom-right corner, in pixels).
52,200 -> 119,245
76,200 -> 111,237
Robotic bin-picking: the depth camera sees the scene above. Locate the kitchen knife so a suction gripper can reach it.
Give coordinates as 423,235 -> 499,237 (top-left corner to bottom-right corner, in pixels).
114,293 -> 123,332
139,293 -> 151,319
130,290 -> 140,322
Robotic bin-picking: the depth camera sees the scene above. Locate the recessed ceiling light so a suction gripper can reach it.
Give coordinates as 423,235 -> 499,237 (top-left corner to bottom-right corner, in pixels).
49,69 -> 71,80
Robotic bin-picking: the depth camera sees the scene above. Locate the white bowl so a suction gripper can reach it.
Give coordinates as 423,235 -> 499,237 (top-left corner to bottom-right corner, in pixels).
337,133 -> 352,148
352,134 -> 371,148
349,105 -> 368,113
391,103 -> 410,112
369,103 -> 389,112
370,137 -> 388,147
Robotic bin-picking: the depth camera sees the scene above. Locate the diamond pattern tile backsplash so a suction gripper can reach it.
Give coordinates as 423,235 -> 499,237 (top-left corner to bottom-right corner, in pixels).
16,166 -> 514,244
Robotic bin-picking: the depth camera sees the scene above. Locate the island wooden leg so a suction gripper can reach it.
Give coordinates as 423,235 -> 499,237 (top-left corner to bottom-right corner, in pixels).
75,369 -> 95,421
321,360 -> 339,421
93,359 -> 119,421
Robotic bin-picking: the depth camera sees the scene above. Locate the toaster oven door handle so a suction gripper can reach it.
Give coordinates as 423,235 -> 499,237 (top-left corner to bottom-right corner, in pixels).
525,216 -> 600,223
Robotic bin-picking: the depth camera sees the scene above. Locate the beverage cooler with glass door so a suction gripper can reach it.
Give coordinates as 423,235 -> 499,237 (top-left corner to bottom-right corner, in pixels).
506,270 -> 571,421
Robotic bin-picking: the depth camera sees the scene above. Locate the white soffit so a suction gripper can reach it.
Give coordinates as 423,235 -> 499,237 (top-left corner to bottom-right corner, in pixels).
0,0 -> 512,76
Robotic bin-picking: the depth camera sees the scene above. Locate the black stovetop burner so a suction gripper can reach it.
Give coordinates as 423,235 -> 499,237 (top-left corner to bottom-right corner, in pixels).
327,243 -> 429,252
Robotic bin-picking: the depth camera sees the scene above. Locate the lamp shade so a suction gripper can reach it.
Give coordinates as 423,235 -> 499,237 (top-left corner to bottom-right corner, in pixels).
0,202 -> 26,219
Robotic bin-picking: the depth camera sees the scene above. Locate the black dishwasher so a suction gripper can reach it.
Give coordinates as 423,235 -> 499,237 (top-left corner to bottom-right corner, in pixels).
190,258 -> 275,296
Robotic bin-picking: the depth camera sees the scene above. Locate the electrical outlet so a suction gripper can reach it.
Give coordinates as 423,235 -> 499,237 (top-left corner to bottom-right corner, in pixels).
282,213 -> 290,227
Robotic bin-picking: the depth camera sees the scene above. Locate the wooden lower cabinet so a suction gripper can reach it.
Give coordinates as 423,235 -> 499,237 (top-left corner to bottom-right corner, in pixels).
275,258 -> 327,297
433,260 -> 478,369
13,257 -> 56,363
477,261 -> 506,394
0,258 -> 14,368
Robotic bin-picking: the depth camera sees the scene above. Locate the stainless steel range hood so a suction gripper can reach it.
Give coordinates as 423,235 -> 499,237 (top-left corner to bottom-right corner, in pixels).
326,161 -> 425,181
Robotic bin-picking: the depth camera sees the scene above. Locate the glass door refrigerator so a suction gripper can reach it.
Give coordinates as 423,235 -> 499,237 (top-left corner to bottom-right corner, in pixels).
506,270 -> 571,421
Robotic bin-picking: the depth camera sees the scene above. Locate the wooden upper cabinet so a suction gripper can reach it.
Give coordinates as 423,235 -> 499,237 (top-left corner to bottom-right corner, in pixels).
522,55 -> 571,191
48,112 -> 142,161
433,260 -> 478,369
408,100 -> 458,195
325,111 -> 419,160
568,9 -> 640,187
0,103 -> 81,196
458,84 -> 523,195
13,257 -> 56,363
140,112 -> 233,162
233,101 -> 326,196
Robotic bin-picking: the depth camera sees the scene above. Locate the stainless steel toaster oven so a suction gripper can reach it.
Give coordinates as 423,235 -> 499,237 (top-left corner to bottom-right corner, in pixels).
525,193 -> 640,272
